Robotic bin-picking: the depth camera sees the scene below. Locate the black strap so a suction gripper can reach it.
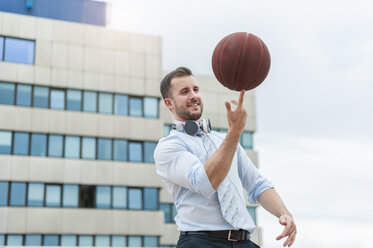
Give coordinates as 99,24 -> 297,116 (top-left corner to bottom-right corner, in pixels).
180,230 -> 250,241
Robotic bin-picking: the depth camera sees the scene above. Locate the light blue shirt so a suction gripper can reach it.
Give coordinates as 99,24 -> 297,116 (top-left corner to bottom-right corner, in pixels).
154,121 -> 274,233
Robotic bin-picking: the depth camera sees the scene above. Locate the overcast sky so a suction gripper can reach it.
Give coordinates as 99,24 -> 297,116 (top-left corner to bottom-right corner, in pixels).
109,1 -> 373,247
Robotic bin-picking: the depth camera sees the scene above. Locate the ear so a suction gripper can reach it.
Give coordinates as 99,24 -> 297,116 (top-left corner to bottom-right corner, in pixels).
164,98 -> 173,112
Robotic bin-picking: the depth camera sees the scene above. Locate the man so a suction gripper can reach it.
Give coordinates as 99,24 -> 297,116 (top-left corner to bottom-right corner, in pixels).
154,67 -> 296,248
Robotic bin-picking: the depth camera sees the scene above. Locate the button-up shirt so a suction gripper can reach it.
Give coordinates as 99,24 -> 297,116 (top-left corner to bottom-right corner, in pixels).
154,121 -> 274,233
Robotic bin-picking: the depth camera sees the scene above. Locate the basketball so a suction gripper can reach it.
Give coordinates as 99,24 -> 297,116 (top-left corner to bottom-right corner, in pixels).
211,32 -> 271,91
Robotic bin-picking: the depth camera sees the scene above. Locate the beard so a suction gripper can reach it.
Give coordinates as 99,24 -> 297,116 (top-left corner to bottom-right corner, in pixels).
173,100 -> 203,121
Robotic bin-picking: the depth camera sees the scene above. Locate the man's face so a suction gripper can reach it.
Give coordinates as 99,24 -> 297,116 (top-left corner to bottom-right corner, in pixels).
165,75 -> 203,122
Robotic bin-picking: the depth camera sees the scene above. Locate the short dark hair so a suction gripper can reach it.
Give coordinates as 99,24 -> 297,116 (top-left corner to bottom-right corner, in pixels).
160,67 -> 193,99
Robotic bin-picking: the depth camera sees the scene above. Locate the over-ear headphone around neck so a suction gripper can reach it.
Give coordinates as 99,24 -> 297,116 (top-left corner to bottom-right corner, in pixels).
172,119 -> 211,136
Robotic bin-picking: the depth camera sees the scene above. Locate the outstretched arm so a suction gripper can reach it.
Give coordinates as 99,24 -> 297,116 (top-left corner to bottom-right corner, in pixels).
257,188 -> 297,247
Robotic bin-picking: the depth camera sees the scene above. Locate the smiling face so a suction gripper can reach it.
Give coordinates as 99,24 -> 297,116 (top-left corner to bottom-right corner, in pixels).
164,75 -> 203,122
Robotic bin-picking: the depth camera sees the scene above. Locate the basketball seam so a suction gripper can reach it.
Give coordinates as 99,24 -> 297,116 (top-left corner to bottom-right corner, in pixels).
217,33 -> 235,87
250,37 -> 264,89
233,33 -> 249,91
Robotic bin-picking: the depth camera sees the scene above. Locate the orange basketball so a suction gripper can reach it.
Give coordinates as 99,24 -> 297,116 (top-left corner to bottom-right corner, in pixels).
212,32 -> 271,91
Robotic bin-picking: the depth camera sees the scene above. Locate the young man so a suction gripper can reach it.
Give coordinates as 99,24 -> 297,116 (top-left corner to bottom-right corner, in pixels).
154,67 -> 296,248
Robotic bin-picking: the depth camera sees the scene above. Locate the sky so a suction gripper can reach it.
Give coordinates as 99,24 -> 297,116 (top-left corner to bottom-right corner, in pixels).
109,1 -> 373,247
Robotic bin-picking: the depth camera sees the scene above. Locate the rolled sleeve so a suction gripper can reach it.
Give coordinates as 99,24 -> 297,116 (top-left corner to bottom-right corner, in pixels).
154,135 -> 215,198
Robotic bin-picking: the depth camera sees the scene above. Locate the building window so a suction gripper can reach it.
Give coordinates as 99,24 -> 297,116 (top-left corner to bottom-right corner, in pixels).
16,84 -> 32,106
247,206 -> 257,224
33,86 -> 49,108
95,235 -> 110,247
0,182 -> 9,206
62,184 -> 79,208
50,89 -> 65,110
81,137 -> 96,159
98,92 -> 113,114
114,94 -> 128,115
44,235 -> 59,246
129,97 -> 143,117
0,131 -> 12,154
113,139 -> 127,161
98,138 -> 112,160
27,183 -> 44,207
25,234 -> 42,246
64,136 -> 81,159
79,185 -> 95,208
160,203 -> 177,223
0,82 -> 15,105
144,188 -> 158,210
144,236 -> 158,247
7,235 -> 23,246
128,142 -> 142,162
144,142 -> 157,163
10,182 -> 26,206
111,236 -> 126,247
128,236 -> 142,247
0,37 -> 3,60
4,37 -> 35,64
144,97 -> 158,118
128,188 -> 142,210
96,186 -> 111,209
30,133 -> 47,156
79,235 -> 93,247
163,124 -> 172,137
83,91 -> 97,112
112,186 -> 127,209
240,131 -> 253,149
67,89 -> 82,111
13,132 -> 29,155
45,185 -> 61,207
61,235 -> 77,246
48,134 -> 63,157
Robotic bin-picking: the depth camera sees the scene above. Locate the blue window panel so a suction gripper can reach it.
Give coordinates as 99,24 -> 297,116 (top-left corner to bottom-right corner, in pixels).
112,186 -> 127,209
241,131 -> 253,149
30,133 -> 47,156
7,235 -> 23,246
160,203 -> 171,223
50,89 -> 65,110
61,235 -> 77,246
0,37 -> 3,60
0,234 -> 4,245
25,234 -> 42,246
67,89 -> 82,111
0,131 -> 12,154
128,188 -> 142,210
44,235 -> 59,246
98,92 -> 113,114
113,139 -> 127,161
111,236 -> 126,247
171,204 -> 177,221
33,86 -> 49,108
114,94 -> 128,115
129,142 -> 142,162
144,236 -> 158,247
128,236 -> 142,247
63,184 -> 79,208
144,188 -> 158,210
98,138 -> 112,160
95,235 -> 110,247
82,137 -> 96,159
96,186 -> 111,209
129,97 -> 143,116
0,82 -> 15,105
27,183 -> 44,207
144,142 -> 157,163
10,182 -> 26,206
13,132 -> 29,155
144,97 -> 159,118
64,136 -> 81,158
48,134 -> 63,157
247,206 -> 257,224
0,182 -> 9,206
16,84 -> 32,106
163,124 -> 171,137
83,91 -> 97,112
79,235 -> 93,247
46,184 -> 61,207
4,37 -> 35,64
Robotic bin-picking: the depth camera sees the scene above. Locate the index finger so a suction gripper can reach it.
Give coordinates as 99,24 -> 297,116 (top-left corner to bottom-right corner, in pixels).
237,90 -> 245,107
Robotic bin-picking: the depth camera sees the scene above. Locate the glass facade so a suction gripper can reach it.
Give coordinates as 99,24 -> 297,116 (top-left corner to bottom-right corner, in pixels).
98,138 -> 112,160
27,183 -> 44,207
0,182 -> 9,206
25,234 -> 42,246
63,184 -> 79,208
3,37 -> 35,64
0,131 -> 12,154
129,97 -> 143,116
50,89 -> 65,110
144,97 -> 158,118
160,203 -> 177,223
144,188 -> 158,210
67,89 -> 82,111
83,91 -> 97,112
113,139 -> 127,161
144,142 -> 157,163
13,132 -> 29,155
44,235 -> 59,246
128,188 -> 142,210
95,235 -> 110,247
114,94 -> 128,115
128,236 -> 142,247
30,133 -> 47,156
33,86 -> 49,108
112,186 -> 127,209
48,135 -> 63,157
45,185 -> 61,207
61,235 -> 77,246
10,182 -> 26,206
96,186 -> 111,208
16,84 -> 32,106
82,137 -> 96,159
7,235 -> 23,246
64,136 -> 81,158
0,82 -> 15,105
128,142 -> 142,162
98,92 -> 113,114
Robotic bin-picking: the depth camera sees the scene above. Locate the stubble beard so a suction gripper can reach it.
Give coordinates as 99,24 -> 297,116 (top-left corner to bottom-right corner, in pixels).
174,102 -> 203,121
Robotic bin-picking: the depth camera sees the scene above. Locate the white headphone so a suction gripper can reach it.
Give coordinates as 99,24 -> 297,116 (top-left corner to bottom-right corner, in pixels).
172,119 -> 211,136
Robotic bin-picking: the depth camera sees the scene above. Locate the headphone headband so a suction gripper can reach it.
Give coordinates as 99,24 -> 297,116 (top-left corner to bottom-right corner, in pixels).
172,119 -> 211,136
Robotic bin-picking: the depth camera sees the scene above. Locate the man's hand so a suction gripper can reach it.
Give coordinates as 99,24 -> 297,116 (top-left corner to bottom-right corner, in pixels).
276,214 -> 297,247
225,90 -> 247,136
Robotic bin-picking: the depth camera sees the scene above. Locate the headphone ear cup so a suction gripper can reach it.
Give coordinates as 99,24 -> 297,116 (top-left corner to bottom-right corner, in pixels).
184,120 -> 199,136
